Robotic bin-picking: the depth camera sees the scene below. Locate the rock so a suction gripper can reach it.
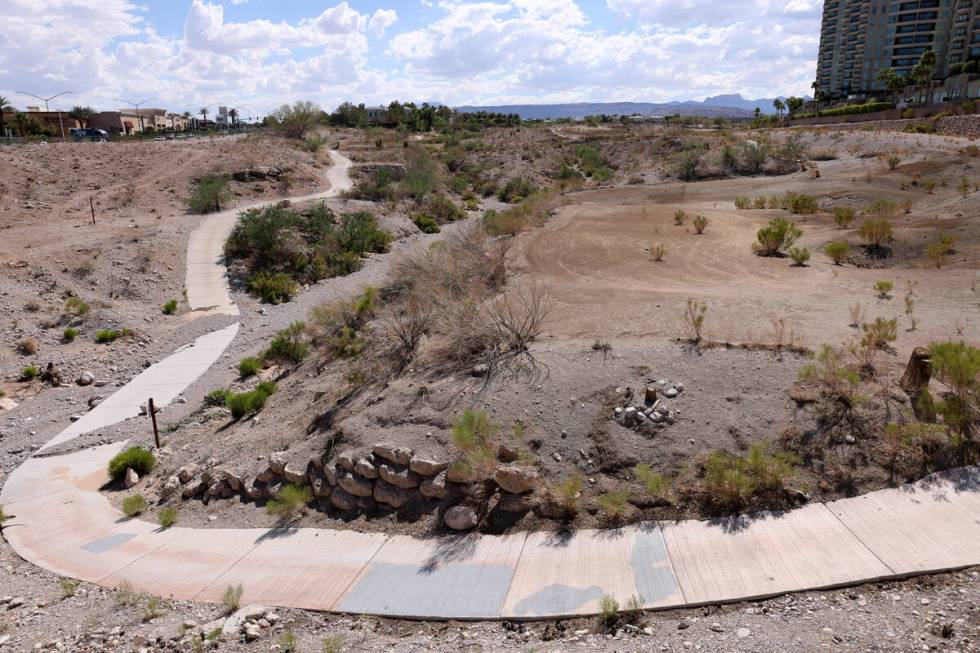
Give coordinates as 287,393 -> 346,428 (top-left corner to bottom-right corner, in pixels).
445,460 -> 477,483
69,414 -> 84,422
334,451 -> 355,471
265,481 -> 283,498
246,479 -> 266,501
354,457 -> 379,479
160,475 -> 180,499
497,444 -> 520,463
176,466 -> 197,484
664,388 -> 679,398
409,457 -> 448,476
497,491 -> 538,512
494,464 -> 541,494
77,371 -> 95,386
219,468 -> 243,492
378,463 -> 419,489
337,470 -> 374,497
87,395 -> 104,409
736,627 -> 751,638
181,479 -> 206,499
309,471 -> 333,497
374,480 -> 411,508
322,465 -> 337,486
419,471 -> 451,499
255,467 -> 276,483
709,623 -> 724,633
6,597 -> 24,609
444,505 -> 478,531
268,452 -> 288,475
844,434 -> 857,445
124,468 -> 139,488
372,444 -> 413,466
471,363 -> 489,376
282,463 -> 308,485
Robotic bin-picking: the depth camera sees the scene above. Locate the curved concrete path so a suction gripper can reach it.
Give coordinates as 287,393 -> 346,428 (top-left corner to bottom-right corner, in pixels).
3,150 -> 980,620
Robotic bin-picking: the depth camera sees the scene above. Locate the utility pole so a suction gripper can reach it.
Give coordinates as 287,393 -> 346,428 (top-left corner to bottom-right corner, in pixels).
16,90 -> 72,140
116,97 -> 156,135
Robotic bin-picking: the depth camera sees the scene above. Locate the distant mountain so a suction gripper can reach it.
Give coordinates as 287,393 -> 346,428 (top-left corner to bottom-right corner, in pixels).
455,95 -> 794,120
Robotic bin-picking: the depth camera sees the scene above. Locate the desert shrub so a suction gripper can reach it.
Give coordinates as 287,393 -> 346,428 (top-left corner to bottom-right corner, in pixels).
859,219 -> 894,255
95,328 -> 128,344
451,409 -> 498,477
903,121 -> 936,134
115,580 -> 144,608
497,177 -> 537,203
922,179 -> 936,193
734,196 -> 751,209
788,246 -> 811,266
186,176 -> 231,214
873,280 -> 893,298
670,148 -> 702,181
263,322 -> 309,364
403,148 -> 438,200
248,271 -> 299,304
864,199 -> 900,219
927,242 -> 950,268
788,193 -> 819,215
59,578 -> 78,598
548,474 -> 584,517
683,298 -> 707,346
650,244 -> 666,262
753,196 -> 768,209
753,217 -> 802,256
266,484 -> 312,517
18,337 -> 37,355
0,505 -> 10,527
301,134 -> 326,153
823,241 -> 850,265
348,167 -> 396,202
64,297 -> 90,317
158,507 -> 178,528
692,214 -> 708,234
862,317 -> 898,350
122,494 -> 149,518
412,213 -> 440,233
703,442 -> 796,512
634,464 -> 670,500
237,357 -> 262,378
226,382 -> 277,420
886,155 -> 901,170
278,632 -> 297,653
20,365 -> 40,381
673,209 -> 687,225
62,327 -> 79,342
422,193 -> 466,224
162,299 -> 178,315
926,341 -> 980,438
597,490 -> 632,521
108,447 -> 156,482
222,584 -> 244,613
322,636 -> 345,653
205,388 -> 231,406
833,206 -> 855,228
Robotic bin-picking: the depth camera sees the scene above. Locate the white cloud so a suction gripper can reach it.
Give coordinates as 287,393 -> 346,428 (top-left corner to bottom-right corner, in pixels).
368,9 -> 399,37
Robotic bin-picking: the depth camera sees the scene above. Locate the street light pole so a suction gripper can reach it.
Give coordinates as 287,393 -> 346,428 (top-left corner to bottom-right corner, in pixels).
116,97 -> 156,135
16,90 -> 72,140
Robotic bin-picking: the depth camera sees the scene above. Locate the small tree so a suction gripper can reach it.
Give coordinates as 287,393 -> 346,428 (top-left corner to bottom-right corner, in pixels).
788,246 -> 811,266
926,341 -> 980,439
858,219 -> 894,255
274,101 -> 320,139
824,241 -> 850,265
753,217 -> 802,256
833,206 -> 855,228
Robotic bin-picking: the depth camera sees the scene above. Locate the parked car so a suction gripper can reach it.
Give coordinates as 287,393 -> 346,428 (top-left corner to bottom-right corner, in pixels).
72,128 -> 109,142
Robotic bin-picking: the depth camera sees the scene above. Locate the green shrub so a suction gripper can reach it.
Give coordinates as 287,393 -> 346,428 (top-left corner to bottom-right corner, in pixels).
248,272 -> 299,304
62,327 -> 79,342
597,490 -> 632,520
187,176 -> 231,214
734,196 -> 751,209
266,484 -> 312,517
810,101 -> 893,118
753,217 -> 802,256
122,494 -> 149,518
226,383 -> 277,420
403,148 -> 438,200
753,196 -> 768,209
673,209 -> 687,225
833,206 -> 855,228
926,341 -> 980,437
108,447 -> 156,483
59,578 -> 78,598
162,299 -> 178,315
703,442 -> 797,512
412,213 -> 440,233
205,388 -> 231,406
862,317 -> 898,349
926,241 -> 952,268
20,365 -> 40,381
322,635 -> 345,653
64,297 -> 90,316
158,507 -> 178,528
788,246 -> 811,266
670,148 -> 703,181
824,241 -> 851,265
451,409 -> 498,478
788,194 -> 819,215
873,280 -> 894,298
859,219 -> 894,253
692,214 -> 708,234
420,193 -> 465,223
886,155 -> 901,170
263,322 -> 308,364
237,357 -> 262,378
301,134 -> 326,153
95,328 -> 127,344
279,631 -> 297,653
497,177 -> 537,203
634,464 -> 670,499
0,504 -> 11,527
548,474 -> 584,517
864,199 -> 900,219
222,584 -> 244,613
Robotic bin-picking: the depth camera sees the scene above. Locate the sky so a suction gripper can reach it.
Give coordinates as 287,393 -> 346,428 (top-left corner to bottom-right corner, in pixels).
0,0 -> 822,117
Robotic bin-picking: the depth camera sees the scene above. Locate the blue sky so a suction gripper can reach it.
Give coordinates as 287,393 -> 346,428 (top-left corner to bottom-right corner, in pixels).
1,1 -> 822,116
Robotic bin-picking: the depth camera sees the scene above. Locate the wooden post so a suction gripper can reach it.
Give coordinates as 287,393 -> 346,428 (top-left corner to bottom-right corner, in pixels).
89,196 -> 96,225
900,347 -> 931,392
148,397 -> 160,449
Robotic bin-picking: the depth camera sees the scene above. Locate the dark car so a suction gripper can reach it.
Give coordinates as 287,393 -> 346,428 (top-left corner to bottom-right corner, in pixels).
72,128 -> 109,142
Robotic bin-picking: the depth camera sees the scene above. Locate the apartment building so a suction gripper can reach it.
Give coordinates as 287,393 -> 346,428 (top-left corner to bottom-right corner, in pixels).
816,0 -> 980,98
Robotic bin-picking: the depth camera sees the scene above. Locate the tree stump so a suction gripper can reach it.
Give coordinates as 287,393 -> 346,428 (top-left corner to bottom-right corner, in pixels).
900,347 -> 931,393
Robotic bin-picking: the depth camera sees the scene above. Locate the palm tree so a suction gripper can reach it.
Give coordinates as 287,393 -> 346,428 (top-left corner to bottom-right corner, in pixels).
0,95 -> 12,137
198,107 -> 209,130
228,108 -> 238,128
772,98 -> 785,120
68,105 -> 94,128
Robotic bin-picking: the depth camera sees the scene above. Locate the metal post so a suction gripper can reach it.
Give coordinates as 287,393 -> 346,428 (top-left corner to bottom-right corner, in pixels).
148,397 -> 160,449
89,196 -> 96,225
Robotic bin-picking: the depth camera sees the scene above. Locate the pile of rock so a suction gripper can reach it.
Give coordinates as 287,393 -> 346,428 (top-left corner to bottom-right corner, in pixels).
231,166 -> 283,182
614,380 -> 684,434
163,442 -> 548,532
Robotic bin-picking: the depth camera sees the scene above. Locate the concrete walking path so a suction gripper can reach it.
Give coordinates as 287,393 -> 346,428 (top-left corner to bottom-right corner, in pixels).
2,149 -> 979,620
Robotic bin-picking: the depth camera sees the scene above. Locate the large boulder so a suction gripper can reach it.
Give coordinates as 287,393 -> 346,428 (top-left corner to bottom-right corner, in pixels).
282,462 -> 308,486
374,481 -> 411,508
337,470 -> 374,497
220,468 -> 243,492
494,464 -> 540,494
409,456 -> 448,476
309,471 -> 333,498
334,452 -> 356,472
160,475 -> 180,500
77,371 -> 95,386
354,456 -> 379,479
497,491 -> 539,513
268,452 -> 288,476
330,487 -> 358,511
181,479 -> 206,499
378,464 -> 419,489
124,468 -> 139,489
372,444 -> 413,466
444,505 -> 478,531
419,471 -> 450,499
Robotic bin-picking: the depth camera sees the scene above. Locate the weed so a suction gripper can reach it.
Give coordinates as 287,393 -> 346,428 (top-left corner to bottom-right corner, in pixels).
59,578 -> 77,598
107,447 -> 156,482
263,321 -> 309,364
95,328 -> 128,344
692,214 -> 708,234
64,297 -> 90,316
122,494 -> 149,518
634,464 -> 670,500
703,442 -> 797,512
886,155 -> 901,170
597,490 -> 632,521
734,196 -> 751,209
824,241 -> 850,265
753,217 -> 802,256
412,213 -> 440,233
237,357 -> 262,378
162,299 -> 178,315
599,595 -> 620,630
279,631 -> 297,652
18,337 -> 37,355
549,474 -> 584,517
158,507 -> 178,528
62,327 -> 79,342
650,244 -> 666,262
323,635 -> 345,653
141,596 -> 164,622
0,505 -> 9,528
226,382 -> 277,420
266,484 -> 312,517
862,317 -> 898,351
874,280 -> 894,299
753,196 -> 768,209
673,209 -> 687,225
115,580 -> 144,608
205,388 -> 231,406
222,584 -> 244,613
187,176 -> 231,214
20,365 -> 40,381
905,292 -> 917,331
498,177 -> 537,203
833,206 -> 855,228
787,193 -> 819,215
788,246 -> 811,266
248,271 -> 299,304
922,179 -> 936,194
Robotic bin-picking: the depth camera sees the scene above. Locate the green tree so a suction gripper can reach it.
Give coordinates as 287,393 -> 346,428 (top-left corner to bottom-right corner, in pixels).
0,95 -> 14,136
876,67 -> 907,97
198,106 -> 209,129
275,100 -> 320,139
910,49 -> 937,86
68,105 -> 95,127
772,98 -> 785,119
785,96 -> 805,117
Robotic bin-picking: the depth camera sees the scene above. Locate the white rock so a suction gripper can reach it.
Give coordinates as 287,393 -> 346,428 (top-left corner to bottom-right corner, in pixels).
444,505 -> 478,531
124,468 -> 139,488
